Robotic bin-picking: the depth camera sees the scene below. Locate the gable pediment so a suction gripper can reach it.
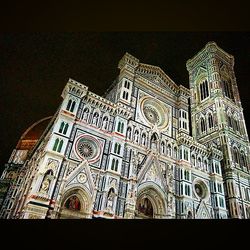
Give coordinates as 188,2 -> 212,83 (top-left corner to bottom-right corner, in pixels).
135,64 -> 179,94
64,159 -> 95,197
137,154 -> 167,193
196,201 -> 212,219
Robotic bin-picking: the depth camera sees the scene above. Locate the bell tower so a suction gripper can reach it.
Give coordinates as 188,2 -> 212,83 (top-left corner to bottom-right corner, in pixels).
187,42 -> 250,219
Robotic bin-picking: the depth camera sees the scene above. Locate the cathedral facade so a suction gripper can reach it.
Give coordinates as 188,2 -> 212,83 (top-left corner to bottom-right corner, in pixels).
1,41 -> 250,219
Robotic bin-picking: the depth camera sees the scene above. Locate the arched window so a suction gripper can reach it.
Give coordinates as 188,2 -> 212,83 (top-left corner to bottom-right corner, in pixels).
208,113 -> 214,129
173,146 -> 178,159
63,123 -> 69,135
184,150 -> 189,161
117,121 -> 124,133
114,143 -> 121,155
66,99 -> 72,111
204,160 -> 208,172
222,79 -> 233,100
191,154 -> 195,166
122,91 -> 129,100
53,138 -> 63,153
111,159 -> 119,171
184,170 -> 190,181
115,159 -> 119,171
197,157 -> 202,168
124,80 -> 130,89
240,152 -> 247,168
233,147 -> 240,165
58,139 -> 63,153
59,122 -> 65,133
111,159 -> 116,170
234,118 -> 239,132
167,144 -> 172,157
53,138 -> 59,151
59,122 -> 69,135
70,101 -> 76,113
200,117 -> 206,133
200,80 -> 209,101
227,114 -> 233,128
179,149 -> 182,160
161,141 -> 165,154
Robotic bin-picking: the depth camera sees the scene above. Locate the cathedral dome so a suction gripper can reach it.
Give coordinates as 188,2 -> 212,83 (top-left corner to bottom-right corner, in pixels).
16,116 -> 52,150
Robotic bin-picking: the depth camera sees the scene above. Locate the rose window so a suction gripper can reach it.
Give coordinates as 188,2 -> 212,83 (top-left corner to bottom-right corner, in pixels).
78,142 -> 94,158
140,96 -> 169,129
143,106 -> 160,125
75,136 -> 100,162
194,181 -> 209,200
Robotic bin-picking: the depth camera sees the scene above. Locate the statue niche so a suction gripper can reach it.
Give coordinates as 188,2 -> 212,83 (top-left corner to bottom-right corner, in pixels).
150,132 -> 159,152
39,170 -> 53,194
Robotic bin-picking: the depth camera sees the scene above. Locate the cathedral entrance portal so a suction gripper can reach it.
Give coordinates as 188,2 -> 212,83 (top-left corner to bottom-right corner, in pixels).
135,183 -> 167,219
58,188 -> 92,219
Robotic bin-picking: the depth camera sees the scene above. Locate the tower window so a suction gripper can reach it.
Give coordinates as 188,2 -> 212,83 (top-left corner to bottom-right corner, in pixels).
199,80 -> 209,101
122,91 -> 129,100
124,80 -> 130,89
208,113 -> 214,129
200,117 -> 206,133
66,99 -> 76,113
227,114 -> 233,128
222,79 -> 233,100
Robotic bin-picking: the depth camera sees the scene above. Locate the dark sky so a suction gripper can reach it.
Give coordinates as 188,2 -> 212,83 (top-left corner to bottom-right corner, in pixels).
0,32 -> 250,172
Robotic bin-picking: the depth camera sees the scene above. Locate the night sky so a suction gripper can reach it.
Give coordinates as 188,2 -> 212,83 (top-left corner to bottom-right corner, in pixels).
1,32 -> 250,173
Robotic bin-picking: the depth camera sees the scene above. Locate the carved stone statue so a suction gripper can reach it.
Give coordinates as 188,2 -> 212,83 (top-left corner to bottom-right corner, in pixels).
167,195 -> 173,214
40,177 -> 50,193
132,151 -> 139,177
167,165 -> 174,191
107,188 -> 115,212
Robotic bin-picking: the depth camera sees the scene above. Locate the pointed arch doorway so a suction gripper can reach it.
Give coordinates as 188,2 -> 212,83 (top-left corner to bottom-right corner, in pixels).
58,188 -> 92,219
135,182 -> 167,219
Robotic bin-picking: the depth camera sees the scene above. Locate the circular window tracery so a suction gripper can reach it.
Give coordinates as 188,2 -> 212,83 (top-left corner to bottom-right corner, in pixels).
194,180 -> 208,200
140,96 -> 169,129
78,142 -> 94,158
143,106 -> 160,125
75,135 -> 100,162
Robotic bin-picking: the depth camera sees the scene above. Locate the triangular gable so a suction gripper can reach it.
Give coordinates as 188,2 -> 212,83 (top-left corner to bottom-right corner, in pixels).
137,154 -> 167,193
135,63 -> 179,95
196,200 -> 212,219
64,159 -> 95,197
